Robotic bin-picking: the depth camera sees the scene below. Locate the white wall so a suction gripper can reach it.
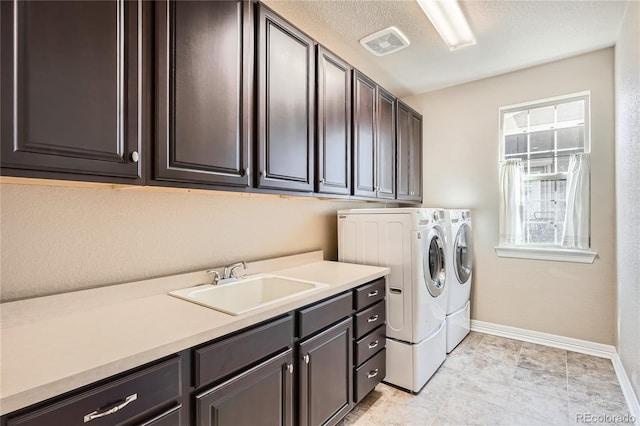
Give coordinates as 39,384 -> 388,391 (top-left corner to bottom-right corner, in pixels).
403,48 -> 616,345
0,184 -> 388,301
615,0 -> 640,400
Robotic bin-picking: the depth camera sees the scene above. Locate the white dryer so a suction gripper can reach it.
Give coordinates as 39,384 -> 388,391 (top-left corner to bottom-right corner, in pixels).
444,209 -> 473,353
338,208 -> 448,393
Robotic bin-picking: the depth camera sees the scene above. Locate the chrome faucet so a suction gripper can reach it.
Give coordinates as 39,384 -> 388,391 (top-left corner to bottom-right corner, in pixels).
223,261 -> 247,280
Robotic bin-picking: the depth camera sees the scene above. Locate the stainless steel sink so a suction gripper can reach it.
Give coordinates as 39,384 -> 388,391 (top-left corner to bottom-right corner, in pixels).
169,274 -> 328,315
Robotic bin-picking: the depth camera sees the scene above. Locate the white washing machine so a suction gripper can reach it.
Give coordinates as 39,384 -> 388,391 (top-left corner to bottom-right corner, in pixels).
444,209 -> 473,353
337,208 -> 448,393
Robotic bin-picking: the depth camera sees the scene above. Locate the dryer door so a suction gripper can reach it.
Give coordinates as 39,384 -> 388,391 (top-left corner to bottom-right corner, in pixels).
423,226 -> 446,297
454,223 -> 473,284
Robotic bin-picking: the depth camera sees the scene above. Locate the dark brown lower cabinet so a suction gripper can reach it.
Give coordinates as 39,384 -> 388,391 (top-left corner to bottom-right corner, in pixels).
195,349 -> 294,426
298,317 -> 353,426
1,279 -> 388,426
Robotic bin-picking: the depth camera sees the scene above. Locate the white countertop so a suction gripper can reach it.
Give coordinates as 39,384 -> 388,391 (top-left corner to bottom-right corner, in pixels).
0,252 -> 389,416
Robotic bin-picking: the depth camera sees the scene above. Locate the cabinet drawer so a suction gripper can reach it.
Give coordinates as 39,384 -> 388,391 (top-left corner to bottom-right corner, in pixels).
354,300 -> 385,339
297,292 -> 353,338
354,325 -> 385,366
353,278 -> 385,310
195,315 -> 293,388
7,357 -> 181,426
354,348 -> 386,403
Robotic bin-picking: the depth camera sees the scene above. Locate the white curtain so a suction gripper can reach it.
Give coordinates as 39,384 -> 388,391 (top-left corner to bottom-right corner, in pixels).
562,153 -> 591,249
499,159 -> 523,245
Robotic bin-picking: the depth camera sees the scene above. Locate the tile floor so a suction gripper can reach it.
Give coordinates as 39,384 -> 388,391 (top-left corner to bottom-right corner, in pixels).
341,332 -> 632,426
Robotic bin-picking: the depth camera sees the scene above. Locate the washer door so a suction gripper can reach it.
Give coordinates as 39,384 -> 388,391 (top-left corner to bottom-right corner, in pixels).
423,227 -> 446,297
454,223 -> 473,284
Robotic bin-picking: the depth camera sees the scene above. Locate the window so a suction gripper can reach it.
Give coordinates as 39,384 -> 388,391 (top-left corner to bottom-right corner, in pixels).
496,92 -> 597,263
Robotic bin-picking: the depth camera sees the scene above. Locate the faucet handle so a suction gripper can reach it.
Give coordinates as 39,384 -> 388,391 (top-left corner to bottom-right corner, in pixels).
206,269 -> 221,285
229,261 -> 247,279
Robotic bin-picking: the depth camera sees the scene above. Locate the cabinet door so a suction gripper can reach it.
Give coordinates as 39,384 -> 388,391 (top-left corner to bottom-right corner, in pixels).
196,349 -> 294,426
155,0 -> 251,187
352,71 -> 377,198
409,111 -> 423,202
396,100 -> 422,202
257,5 -> 314,192
298,317 -> 352,426
376,87 -> 396,199
316,46 -> 351,195
0,1 -> 142,180
396,100 -> 412,200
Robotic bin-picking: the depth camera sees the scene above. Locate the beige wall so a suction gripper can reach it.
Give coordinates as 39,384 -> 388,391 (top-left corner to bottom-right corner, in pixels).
615,1 -> 640,399
403,48 -> 616,345
0,184 -> 389,301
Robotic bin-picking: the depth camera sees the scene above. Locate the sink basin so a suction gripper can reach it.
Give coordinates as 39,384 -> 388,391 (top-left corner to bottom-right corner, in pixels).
169,274 -> 328,315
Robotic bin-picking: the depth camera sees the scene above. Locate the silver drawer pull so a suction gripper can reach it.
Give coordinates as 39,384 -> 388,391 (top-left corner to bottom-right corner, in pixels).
84,393 -> 138,423
367,369 -> 379,379
367,315 -> 379,323
368,340 -> 379,349
287,363 -> 294,374
367,290 -> 379,297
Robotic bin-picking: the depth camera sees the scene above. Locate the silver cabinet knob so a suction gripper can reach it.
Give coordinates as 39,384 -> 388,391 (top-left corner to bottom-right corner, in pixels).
287,363 -> 294,374
260,170 -> 266,177
303,354 -> 310,364
130,151 -> 139,163
245,168 -> 250,177
320,178 -> 325,184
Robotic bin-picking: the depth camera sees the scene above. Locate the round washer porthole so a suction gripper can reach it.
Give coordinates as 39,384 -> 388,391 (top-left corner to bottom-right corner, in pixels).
423,228 -> 446,297
454,223 -> 473,284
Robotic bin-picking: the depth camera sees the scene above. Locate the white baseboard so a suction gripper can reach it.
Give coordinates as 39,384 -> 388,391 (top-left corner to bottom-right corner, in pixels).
612,352 -> 640,423
471,320 -> 640,423
470,320 -> 615,358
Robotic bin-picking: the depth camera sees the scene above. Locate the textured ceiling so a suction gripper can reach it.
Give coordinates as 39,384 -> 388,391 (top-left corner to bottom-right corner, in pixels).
262,0 -> 629,97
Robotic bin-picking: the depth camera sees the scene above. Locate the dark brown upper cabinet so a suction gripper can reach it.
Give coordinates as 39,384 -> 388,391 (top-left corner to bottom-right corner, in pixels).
352,71 -> 377,198
154,0 -> 252,188
316,46 -> 352,196
257,5 -> 315,192
1,1 -> 143,182
397,100 -> 423,202
353,71 -> 396,199
376,87 -> 396,200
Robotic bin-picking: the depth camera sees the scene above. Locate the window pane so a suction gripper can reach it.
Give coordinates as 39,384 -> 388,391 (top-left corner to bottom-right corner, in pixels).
557,100 -> 584,123
504,110 -> 528,132
505,134 -> 527,155
557,127 -> 584,150
523,179 -> 566,245
527,153 -> 554,174
529,105 -> 554,126
556,150 -> 582,172
530,130 -> 554,153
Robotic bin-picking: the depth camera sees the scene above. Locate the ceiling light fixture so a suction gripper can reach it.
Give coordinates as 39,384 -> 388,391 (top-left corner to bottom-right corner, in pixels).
417,0 -> 476,50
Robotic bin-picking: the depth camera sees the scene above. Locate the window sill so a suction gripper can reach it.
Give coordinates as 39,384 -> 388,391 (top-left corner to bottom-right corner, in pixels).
494,246 -> 597,264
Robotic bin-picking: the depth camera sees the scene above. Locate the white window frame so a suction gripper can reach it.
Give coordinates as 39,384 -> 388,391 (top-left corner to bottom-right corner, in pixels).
495,91 -> 597,264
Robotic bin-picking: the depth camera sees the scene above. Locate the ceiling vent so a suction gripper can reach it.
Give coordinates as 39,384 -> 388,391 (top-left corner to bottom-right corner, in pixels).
360,26 -> 410,57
